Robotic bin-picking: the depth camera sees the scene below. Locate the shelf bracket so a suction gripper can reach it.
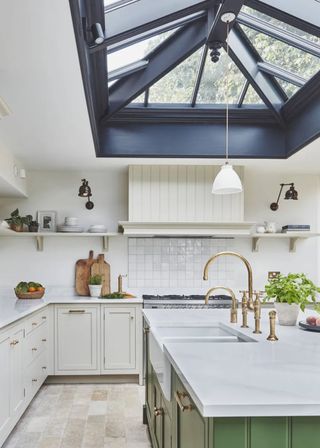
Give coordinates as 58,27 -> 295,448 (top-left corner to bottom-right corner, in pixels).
36,236 -> 44,252
102,236 -> 109,251
252,237 -> 260,252
289,237 -> 299,253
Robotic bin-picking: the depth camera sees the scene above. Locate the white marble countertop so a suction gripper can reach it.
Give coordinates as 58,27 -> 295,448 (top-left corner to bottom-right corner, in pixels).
0,293 -> 143,330
143,308 -> 320,417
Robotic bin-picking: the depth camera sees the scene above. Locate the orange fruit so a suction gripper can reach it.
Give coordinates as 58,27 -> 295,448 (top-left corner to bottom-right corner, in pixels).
28,287 -> 36,292
37,287 -> 44,292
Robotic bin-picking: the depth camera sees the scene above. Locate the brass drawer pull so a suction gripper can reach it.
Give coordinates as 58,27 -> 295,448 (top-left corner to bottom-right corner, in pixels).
68,310 -> 85,313
42,366 -> 47,370
42,316 -> 47,320
153,406 -> 163,417
175,391 -> 194,412
32,379 -> 38,382
32,347 -> 37,352
42,338 -> 47,342
32,322 -> 38,326
10,340 -> 19,346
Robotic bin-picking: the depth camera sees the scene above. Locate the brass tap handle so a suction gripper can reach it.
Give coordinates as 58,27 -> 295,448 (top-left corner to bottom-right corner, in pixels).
267,310 -> 279,341
241,294 -> 249,328
253,293 -> 262,334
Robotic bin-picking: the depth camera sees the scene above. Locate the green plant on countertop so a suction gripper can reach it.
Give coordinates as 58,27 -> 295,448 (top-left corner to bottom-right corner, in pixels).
264,273 -> 320,312
102,292 -> 125,299
89,275 -> 103,285
5,209 -> 33,231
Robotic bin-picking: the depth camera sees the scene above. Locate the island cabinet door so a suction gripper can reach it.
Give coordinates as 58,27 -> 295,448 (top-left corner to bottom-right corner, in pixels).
172,376 -> 207,448
102,307 -> 136,371
0,331 -> 11,441
55,305 -> 100,374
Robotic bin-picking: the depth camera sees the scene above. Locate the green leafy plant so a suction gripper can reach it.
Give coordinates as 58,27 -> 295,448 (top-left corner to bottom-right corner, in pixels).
264,273 -> 320,311
5,209 -> 33,229
89,275 -> 102,285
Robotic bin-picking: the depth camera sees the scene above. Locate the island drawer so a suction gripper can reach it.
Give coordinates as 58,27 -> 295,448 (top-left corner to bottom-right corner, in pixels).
25,308 -> 48,335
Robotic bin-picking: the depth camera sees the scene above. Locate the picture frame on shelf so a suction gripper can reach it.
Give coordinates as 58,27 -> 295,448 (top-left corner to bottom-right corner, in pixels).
37,211 -> 57,232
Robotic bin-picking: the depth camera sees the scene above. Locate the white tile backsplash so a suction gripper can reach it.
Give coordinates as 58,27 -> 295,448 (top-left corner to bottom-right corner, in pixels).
128,237 -> 234,293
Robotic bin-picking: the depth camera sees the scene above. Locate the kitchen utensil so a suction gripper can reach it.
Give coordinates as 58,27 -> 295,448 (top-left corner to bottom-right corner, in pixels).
299,321 -> 320,332
15,289 -> 45,300
75,250 -> 95,296
90,254 -> 110,296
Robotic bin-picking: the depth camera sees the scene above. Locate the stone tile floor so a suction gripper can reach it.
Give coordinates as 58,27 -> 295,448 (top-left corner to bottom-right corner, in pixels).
3,384 -> 151,448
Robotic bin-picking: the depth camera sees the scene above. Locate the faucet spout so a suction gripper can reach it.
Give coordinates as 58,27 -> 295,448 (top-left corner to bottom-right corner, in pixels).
203,251 -> 254,308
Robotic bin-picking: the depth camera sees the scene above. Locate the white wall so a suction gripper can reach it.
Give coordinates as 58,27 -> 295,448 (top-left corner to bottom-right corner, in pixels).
0,167 -> 318,295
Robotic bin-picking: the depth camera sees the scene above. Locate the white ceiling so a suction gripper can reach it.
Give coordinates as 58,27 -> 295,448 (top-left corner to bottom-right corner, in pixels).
0,0 -> 320,174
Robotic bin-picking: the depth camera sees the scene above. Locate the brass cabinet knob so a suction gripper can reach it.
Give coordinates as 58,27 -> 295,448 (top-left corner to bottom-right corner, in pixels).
32,322 -> 37,326
32,379 -> 38,382
32,347 -> 37,352
42,338 -> 47,342
42,316 -> 47,320
42,366 -> 47,370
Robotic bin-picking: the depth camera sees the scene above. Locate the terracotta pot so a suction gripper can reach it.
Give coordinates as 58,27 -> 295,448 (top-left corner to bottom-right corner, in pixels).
10,223 -> 24,232
274,302 -> 300,326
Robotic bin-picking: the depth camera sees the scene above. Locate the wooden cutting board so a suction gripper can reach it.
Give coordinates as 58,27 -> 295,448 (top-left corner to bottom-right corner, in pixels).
75,250 -> 95,296
90,254 -> 110,296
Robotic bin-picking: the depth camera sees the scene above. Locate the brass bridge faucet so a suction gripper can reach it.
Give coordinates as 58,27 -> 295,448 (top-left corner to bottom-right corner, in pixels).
203,252 -> 263,332
203,251 -> 254,309
204,286 -> 238,323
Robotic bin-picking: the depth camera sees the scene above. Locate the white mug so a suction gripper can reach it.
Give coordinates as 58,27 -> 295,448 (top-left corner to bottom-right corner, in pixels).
265,221 -> 276,233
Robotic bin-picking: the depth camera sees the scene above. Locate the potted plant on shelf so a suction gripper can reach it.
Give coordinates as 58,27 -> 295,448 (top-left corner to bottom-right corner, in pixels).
264,273 -> 320,326
88,275 -> 103,298
5,209 -> 33,232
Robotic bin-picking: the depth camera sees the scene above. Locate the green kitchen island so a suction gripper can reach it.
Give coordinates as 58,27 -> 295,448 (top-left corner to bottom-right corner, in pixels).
143,308 -> 320,448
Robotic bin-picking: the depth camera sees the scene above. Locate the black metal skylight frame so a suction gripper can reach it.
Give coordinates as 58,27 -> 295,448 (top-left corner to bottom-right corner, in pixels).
69,0 -> 320,159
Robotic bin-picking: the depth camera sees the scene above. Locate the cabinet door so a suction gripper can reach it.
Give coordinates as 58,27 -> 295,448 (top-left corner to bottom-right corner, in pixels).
0,332 -> 10,437
10,328 -> 25,416
55,306 -> 99,373
163,402 -> 172,448
173,381 -> 206,448
103,307 -> 136,370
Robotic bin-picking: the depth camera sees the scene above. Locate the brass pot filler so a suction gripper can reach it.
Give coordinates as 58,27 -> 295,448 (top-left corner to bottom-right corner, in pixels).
203,251 -> 278,341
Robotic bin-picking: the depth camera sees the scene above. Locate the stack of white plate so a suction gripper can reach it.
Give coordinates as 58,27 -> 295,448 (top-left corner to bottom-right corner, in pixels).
58,217 -> 83,233
88,225 -> 107,233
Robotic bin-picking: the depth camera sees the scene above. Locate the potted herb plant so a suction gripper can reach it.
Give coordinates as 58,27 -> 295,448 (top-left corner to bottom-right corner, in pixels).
264,273 -> 320,326
88,275 -> 103,298
5,209 -> 33,232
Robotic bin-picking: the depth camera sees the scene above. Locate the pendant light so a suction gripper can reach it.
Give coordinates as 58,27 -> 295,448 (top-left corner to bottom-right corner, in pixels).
212,14 -> 243,195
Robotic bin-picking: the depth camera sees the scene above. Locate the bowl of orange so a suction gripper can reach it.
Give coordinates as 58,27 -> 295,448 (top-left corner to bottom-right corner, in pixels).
14,282 -> 45,300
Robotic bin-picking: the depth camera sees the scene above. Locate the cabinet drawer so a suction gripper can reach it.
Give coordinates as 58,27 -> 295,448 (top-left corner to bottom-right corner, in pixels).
25,350 -> 48,399
24,321 -> 48,367
25,308 -> 48,335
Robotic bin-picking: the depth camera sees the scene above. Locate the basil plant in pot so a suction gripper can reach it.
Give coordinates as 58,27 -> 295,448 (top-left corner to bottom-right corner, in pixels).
88,275 -> 103,298
264,273 -> 320,326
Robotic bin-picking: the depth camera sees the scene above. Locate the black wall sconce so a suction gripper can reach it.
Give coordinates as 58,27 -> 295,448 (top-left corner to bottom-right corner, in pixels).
270,183 -> 298,211
78,179 -> 94,210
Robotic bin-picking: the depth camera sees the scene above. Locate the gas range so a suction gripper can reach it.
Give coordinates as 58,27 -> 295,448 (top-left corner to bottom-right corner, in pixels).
142,294 -> 232,309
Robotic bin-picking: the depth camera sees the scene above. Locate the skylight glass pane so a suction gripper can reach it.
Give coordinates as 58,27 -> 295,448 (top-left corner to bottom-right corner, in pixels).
276,79 -> 300,98
241,6 -> 320,45
197,50 -> 246,104
243,85 -> 264,104
241,24 -> 320,80
107,30 -> 173,72
131,92 -> 145,103
148,49 -> 202,104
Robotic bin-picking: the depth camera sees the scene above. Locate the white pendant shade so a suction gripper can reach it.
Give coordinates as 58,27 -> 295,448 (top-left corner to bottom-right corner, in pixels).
212,164 -> 243,195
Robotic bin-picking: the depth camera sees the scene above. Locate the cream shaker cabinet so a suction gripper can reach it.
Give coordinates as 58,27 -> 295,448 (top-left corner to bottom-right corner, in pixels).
0,331 -> 11,441
9,327 -> 25,416
54,305 -> 100,374
102,306 -> 136,371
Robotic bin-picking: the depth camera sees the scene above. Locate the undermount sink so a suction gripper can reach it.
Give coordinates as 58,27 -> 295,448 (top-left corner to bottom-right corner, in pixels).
149,323 -> 255,400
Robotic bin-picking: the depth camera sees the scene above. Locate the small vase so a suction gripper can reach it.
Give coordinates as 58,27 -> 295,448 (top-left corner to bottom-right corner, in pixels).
274,302 -> 300,326
88,285 -> 102,298
10,223 -> 24,232
29,222 -> 39,232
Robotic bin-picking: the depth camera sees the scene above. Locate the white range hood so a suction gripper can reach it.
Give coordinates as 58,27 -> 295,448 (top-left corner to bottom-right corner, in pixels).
120,165 -> 250,236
